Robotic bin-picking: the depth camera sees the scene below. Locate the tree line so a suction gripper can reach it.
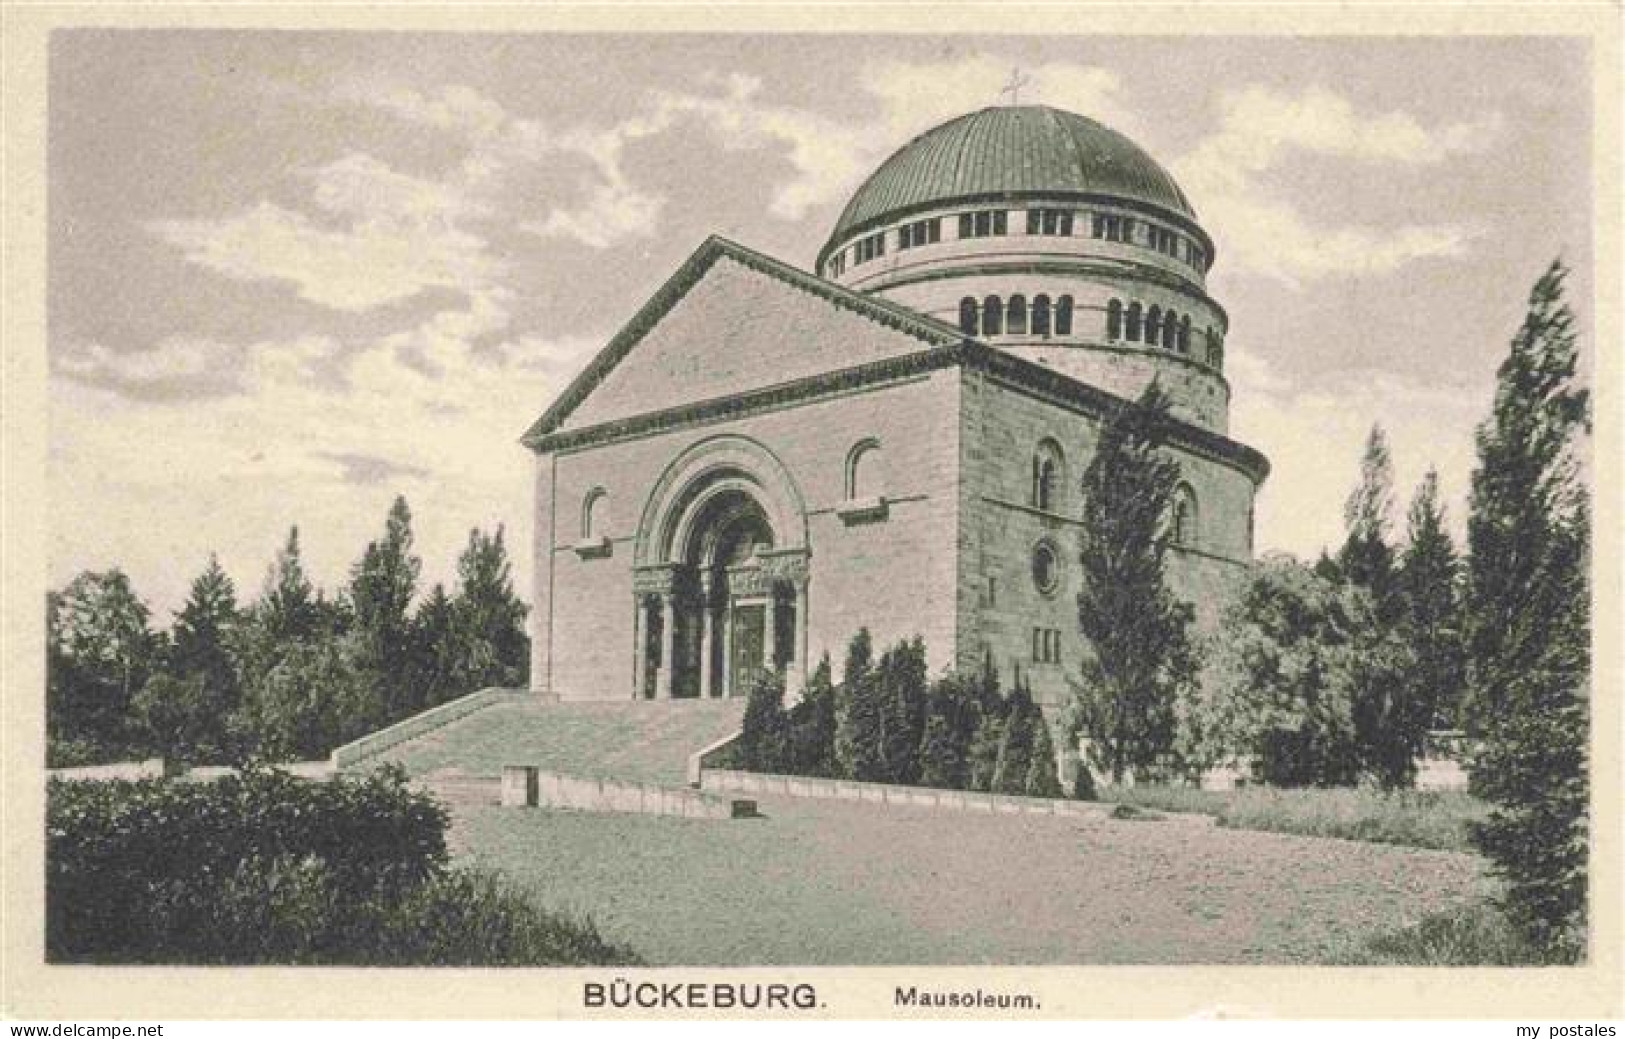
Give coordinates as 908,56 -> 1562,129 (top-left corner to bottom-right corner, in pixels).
1076,258 -> 1589,960
47,497 -> 529,766
734,632 -> 1065,799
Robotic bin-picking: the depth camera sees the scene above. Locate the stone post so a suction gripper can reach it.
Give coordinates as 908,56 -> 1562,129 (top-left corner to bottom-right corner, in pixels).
698,576 -> 715,699
656,592 -> 677,699
763,586 -> 779,675
721,599 -> 734,696
631,595 -> 647,700
794,577 -> 810,699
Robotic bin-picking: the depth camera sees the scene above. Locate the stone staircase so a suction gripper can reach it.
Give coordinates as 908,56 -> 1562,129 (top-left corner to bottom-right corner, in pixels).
347,696 -> 745,789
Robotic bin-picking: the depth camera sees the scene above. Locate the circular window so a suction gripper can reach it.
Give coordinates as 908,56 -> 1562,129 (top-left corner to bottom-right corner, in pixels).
1032,541 -> 1060,596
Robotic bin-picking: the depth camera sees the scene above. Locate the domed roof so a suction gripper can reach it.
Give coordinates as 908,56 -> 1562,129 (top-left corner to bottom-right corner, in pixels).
827,105 -> 1195,244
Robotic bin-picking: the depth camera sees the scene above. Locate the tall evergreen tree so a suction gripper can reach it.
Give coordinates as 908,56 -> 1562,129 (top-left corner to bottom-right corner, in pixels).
451,525 -> 529,690
738,668 -> 788,772
1024,705 -> 1064,798
991,680 -> 1038,794
1073,382 -> 1196,783
786,653 -> 837,776
350,496 -> 421,712
877,637 -> 928,784
1464,259 -> 1590,959
135,555 -> 243,762
833,628 -> 875,778
257,526 -> 320,645
171,554 -> 239,692
1338,424 -> 1399,607
408,583 -> 458,711
1398,470 -> 1467,729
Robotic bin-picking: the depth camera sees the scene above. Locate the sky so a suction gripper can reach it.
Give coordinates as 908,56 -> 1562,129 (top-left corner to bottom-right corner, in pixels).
46,31 -> 1594,622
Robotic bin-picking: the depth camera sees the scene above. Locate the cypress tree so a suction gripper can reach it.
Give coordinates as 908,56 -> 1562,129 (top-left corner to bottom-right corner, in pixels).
1024,705 -> 1064,798
787,653 -> 838,776
878,637 -> 928,784
738,668 -> 788,773
350,496 -> 421,713
1464,259 -> 1590,959
834,628 -> 877,779
991,680 -> 1037,794
1398,469 -> 1466,729
1338,425 -> 1399,609
451,525 -> 530,690
1074,382 -> 1196,783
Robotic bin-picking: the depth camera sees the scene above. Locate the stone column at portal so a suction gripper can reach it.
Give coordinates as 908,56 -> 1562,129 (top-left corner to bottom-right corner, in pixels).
721,598 -> 734,696
794,577 -> 810,695
698,576 -> 715,699
656,592 -> 677,699
764,586 -> 779,674
631,595 -> 647,699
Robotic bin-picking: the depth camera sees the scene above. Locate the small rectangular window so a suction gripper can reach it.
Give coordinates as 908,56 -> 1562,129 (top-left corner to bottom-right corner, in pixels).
974,211 -> 991,236
1060,212 -> 1074,236
1027,210 -> 1041,235
993,210 -> 1007,235
959,213 -> 973,238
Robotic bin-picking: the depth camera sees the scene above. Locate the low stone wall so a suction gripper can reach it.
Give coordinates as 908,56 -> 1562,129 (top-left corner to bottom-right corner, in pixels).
47,758 -> 168,782
699,768 -> 1108,819
503,767 -> 745,820
330,687 -> 523,769
686,728 -> 741,786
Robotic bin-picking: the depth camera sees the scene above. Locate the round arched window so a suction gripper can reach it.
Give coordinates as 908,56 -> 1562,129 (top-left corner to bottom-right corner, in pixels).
1032,541 -> 1060,596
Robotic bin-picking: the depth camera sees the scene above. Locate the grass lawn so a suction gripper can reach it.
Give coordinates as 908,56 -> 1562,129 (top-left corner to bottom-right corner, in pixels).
1098,785 -> 1490,853
444,790 -> 1491,965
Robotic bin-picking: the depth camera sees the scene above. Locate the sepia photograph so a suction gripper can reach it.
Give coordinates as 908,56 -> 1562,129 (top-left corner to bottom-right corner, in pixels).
2,5 -> 1619,1024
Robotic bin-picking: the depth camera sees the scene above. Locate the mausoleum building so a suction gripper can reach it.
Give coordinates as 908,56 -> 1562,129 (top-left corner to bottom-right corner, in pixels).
523,104 -> 1269,712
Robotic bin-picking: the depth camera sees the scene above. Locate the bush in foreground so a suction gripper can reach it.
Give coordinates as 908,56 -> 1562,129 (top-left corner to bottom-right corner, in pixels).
47,766 -> 635,965
1333,899 -> 1558,966
1098,784 -> 1488,853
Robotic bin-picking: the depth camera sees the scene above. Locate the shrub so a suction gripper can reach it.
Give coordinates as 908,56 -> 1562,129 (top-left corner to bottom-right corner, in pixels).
349,868 -> 635,966
1333,900 -> 1555,966
1069,760 -> 1097,801
48,765 -> 447,961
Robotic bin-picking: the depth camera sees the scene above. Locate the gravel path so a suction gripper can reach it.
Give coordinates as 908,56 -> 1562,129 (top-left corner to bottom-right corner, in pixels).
448,792 -> 1491,965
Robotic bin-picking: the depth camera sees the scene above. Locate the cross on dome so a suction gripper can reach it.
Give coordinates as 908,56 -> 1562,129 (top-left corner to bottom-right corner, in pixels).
999,68 -> 1031,105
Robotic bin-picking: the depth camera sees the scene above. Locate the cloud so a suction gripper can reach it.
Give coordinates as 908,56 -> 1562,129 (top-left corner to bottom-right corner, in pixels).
341,80 -> 665,251
148,151 -> 500,312
1174,86 -> 1501,284
322,451 -> 431,486
53,337 -> 248,400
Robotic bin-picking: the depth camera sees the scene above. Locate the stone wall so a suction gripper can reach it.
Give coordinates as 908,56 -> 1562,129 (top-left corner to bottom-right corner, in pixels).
700,768 -> 1107,819
329,687 -> 519,769
502,766 -> 740,819
955,367 -> 1258,710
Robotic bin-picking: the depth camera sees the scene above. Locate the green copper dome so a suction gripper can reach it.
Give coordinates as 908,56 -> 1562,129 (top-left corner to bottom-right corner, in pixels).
826,105 -> 1196,245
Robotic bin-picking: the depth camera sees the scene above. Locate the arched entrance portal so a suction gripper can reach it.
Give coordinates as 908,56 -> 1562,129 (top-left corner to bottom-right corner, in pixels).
631,437 -> 810,700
